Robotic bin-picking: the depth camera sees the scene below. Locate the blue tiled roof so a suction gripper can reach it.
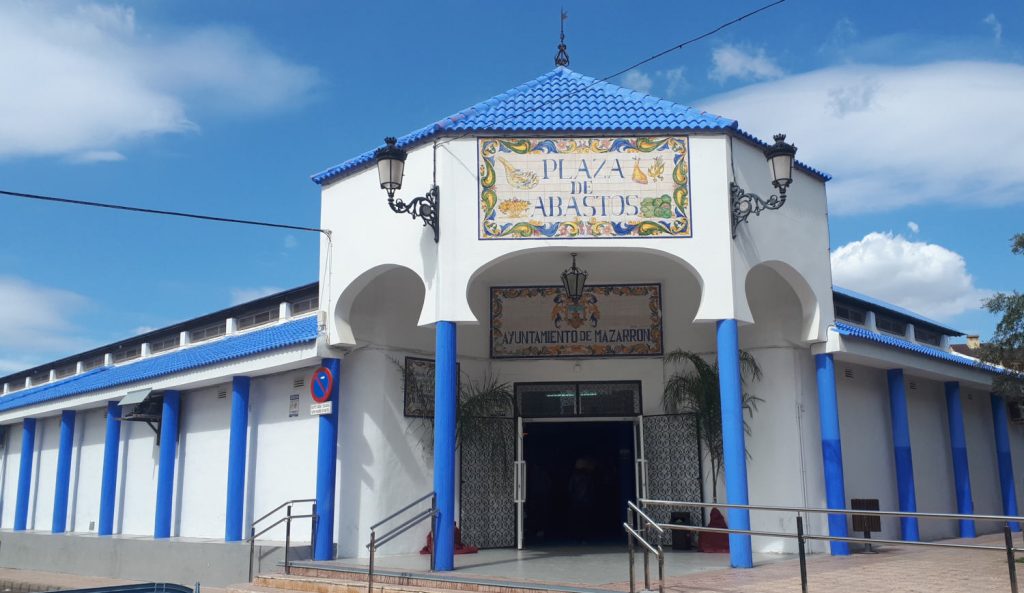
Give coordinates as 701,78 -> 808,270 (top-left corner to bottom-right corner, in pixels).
0,316 -> 319,413
834,321 -> 1009,375
833,286 -> 962,336
311,67 -> 830,186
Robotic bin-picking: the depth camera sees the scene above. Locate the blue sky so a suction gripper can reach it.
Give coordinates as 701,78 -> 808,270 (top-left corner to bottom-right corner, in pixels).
0,0 -> 1021,374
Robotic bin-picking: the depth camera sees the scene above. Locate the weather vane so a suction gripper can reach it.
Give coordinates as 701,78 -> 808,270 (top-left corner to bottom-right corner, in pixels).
555,9 -> 570,67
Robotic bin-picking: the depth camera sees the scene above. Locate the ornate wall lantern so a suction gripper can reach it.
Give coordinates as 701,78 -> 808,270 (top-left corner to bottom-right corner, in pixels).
731,133 -> 798,238
374,137 -> 440,242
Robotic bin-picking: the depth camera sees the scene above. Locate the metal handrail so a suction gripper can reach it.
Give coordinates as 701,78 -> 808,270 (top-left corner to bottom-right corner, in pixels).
624,503 -> 665,593
366,492 -> 437,593
631,499 -> 1024,593
247,498 -> 317,582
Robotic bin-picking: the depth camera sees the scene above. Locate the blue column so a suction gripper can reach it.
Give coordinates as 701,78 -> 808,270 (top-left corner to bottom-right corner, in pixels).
14,418 -> 37,531
98,401 -> 121,536
434,321 -> 458,571
814,354 -> 850,555
52,410 -> 76,533
944,382 -> 976,537
225,376 -> 251,542
314,358 -> 341,560
887,369 -> 919,541
716,319 -> 752,568
991,394 -> 1021,531
154,390 -> 181,538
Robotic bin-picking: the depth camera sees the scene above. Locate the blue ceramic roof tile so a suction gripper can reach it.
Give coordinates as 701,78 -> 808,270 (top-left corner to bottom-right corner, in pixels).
833,286 -> 961,336
311,67 -> 789,186
834,321 -> 1010,375
0,316 -> 318,413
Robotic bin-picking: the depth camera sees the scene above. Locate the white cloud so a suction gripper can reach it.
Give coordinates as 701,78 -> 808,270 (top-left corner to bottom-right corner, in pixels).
831,232 -> 990,319
658,67 -> 687,98
0,2 -> 318,161
699,61 -> 1024,214
621,70 -> 653,94
907,221 -> 920,234
0,276 -> 93,373
230,286 -> 283,305
133,325 -> 157,336
984,13 -> 1003,43
709,45 -> 783,83
284,235 -> 298,249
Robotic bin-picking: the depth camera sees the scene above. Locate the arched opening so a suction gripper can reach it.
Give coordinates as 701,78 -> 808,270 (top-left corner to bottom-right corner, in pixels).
333,264 -> 430,348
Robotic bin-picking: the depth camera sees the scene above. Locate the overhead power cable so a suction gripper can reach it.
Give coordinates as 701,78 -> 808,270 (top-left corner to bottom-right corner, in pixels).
0,189 -> 329,236
434,0 -> 786,149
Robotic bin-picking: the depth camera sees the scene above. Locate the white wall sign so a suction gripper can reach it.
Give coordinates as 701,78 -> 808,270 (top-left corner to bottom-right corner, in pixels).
310,401 -> 333,416
478,137 -> 691,239
289,394 -> 299,418
491,284 -> 663,358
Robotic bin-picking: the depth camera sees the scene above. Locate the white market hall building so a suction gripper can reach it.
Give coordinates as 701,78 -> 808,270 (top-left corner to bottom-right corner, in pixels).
0,66 -> 1021,583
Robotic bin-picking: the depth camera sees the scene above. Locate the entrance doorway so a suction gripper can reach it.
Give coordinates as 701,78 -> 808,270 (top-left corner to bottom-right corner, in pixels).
522,420 -> 636,546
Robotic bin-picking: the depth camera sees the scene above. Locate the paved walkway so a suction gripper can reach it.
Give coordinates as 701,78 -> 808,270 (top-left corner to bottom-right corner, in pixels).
636,533 -> 1018,593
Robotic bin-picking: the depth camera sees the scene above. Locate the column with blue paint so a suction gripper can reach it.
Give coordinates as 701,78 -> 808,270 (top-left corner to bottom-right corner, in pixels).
991,394 -> 1021,531
314,358 -> 341,560
52,410 -> 76,533
944,382 -> 975,537
887,369 -> 919,541
98,401 -> 121,536
716,319 -> 752,568
225,376 -> 251,542
433,321 -> 458,571
154,390 -> 181,538
814,353 -> 850,555
14,418 -> 37,531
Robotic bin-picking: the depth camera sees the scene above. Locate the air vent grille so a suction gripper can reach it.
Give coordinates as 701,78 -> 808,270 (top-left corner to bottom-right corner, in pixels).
293,378 -> 305,388
217,387 -> 228,399
909,381 -> 918,391
843,368 -> 854,379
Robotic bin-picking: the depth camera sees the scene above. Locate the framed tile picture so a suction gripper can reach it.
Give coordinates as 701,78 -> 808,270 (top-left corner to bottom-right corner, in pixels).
403,357 -> 460,418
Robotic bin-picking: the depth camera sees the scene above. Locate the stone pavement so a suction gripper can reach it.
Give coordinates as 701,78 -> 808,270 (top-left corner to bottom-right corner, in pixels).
637,533 -> 1018,593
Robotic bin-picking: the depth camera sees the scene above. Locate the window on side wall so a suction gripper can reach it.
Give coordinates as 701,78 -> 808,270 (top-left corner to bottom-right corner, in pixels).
835,303 -> 866,325
876,315 -> 907,336
915,327 -> 942,347
190,322 -> 226,343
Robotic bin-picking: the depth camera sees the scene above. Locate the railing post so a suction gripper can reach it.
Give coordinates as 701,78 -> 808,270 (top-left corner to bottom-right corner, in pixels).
430,494 -> 437,571
657,544 -> 665,593
285,505 -> 292,575
311,502 -> 318,552
797,514 -> 808,593
1006,522 -> 1018,593
248,526 -> 256,582
627,523 -> 636,593
368,530 -> 376,593
643,533 -> 651,592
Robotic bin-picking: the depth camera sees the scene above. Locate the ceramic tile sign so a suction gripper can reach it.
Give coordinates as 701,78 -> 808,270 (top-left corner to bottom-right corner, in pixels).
491,284 -> 663,358
478,137 -> 691,239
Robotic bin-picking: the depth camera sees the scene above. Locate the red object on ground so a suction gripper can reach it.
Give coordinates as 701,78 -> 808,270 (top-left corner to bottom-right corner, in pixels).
698,508 -> 730,553
420,525 -> 479,555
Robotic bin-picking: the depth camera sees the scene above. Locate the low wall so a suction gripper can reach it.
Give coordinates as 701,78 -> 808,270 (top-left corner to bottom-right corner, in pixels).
0,530 -> 314,586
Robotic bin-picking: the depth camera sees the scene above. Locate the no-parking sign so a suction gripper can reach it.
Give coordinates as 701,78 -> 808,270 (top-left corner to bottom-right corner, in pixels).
310,366 -> 334,403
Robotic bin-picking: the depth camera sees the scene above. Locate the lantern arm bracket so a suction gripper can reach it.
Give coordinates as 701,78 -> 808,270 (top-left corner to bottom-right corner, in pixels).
730,182 -> 786,239
388,185 -> 440,243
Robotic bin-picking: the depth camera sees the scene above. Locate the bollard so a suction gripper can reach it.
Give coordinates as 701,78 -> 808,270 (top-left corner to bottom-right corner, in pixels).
797,515 -> 808,593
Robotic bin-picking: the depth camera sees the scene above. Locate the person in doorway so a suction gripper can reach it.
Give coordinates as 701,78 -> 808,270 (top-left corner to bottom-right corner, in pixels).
568,457 -> 598,543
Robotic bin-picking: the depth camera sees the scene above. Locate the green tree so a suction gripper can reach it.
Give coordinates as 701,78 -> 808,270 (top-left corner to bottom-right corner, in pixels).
980,233 -> 1024,399
662,350 -> 763,502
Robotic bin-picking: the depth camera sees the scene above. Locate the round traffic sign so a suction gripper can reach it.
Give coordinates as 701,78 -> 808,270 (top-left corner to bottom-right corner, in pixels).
310,367 -> 334,403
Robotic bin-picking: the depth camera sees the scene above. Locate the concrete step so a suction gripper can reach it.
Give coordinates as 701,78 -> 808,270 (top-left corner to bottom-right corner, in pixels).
256,565 -> 618,593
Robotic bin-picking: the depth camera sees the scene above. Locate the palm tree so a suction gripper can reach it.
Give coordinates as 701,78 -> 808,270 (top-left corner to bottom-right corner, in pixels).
662,350 -> 763,502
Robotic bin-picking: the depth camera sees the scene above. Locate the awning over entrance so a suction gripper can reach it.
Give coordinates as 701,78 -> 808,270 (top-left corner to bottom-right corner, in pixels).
119,388 -> 151,406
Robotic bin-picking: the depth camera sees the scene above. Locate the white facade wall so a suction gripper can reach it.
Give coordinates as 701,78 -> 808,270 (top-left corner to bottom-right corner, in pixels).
836,362 -> 902,540
118,419 -> 158,535
905,378 -> 957,541
31,415 -> 60,531
70,407 -> 105,533
0,425 -> 23,528
177,386 -> 231,539
248,368 -> 320,542
963,389 -> 1004,528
